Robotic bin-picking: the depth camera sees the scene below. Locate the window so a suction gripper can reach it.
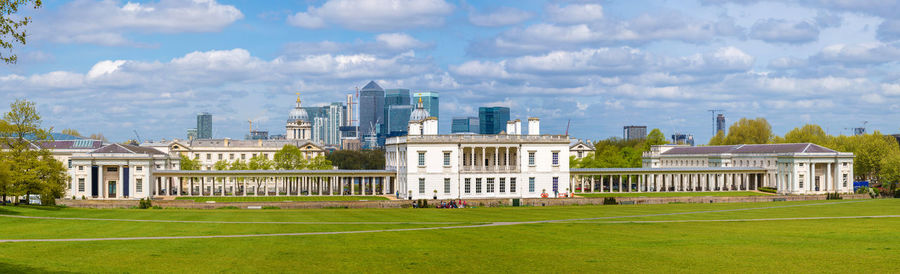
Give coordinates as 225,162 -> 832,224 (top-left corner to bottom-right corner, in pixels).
552,177 -> 559,192
552,152 -> 559,166
229,153 -> 235,160
241,154 -> 246,160
135,166 -> 142,172
487,178 -> 495,193
476,178 -> 482,193
510,178 -> 517,193
444,178 -> 451,194
799,163 -> 804,167
843,174 -> 848,187
499,178 -> 506,193
578,151 -> 583,158
465,178 -> 471,194
529,177 -> 535,192
136,178 -> 143,192
252,153 -> 257,158
418,178 -> 425,194
106,167 -> 117,172
264,154 -> 269,159
68,159 -> 72,168
443,152 -> 451,166
799,174 -> 805,188
218,154 -> 223,160
528,152 -> 535,166
78,178 -> 85,192
418,152 -> 426,166
206,153 -> 211,160
78,165 -> 84,171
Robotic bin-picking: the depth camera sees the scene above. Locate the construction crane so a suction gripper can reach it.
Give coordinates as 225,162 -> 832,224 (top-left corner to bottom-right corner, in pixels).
248,120 -> 253,135
132,130 -> 143,144
844,121 -> 868,136
708,109 -> 724,137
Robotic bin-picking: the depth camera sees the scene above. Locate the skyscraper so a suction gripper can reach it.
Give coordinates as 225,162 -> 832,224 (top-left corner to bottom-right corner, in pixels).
384,89 -> 410,137
623,125 -> 647,140
451,117 -> 479,133
716,114 -> 726,134
359,81 -> 384,146
413,92 -> 439,120
324,102 -> 345,146
479,107 -> 510,135
196,112 -> 212,139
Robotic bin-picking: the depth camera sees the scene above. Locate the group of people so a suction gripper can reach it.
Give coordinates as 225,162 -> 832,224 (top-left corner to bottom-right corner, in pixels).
437,199 -> 467,208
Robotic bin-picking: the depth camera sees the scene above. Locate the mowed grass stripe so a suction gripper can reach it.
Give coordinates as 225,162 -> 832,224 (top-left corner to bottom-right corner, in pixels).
577,191 -> 773,197
174,196 -> 390,202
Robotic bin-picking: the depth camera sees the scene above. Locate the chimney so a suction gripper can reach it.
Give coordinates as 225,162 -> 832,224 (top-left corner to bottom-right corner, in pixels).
528,117 -> 540,135
515,119 -> 521,135
224,138 -> 229,147
506,121 -> 517,135
423,117 -> 438,135
408,121 -> 422,136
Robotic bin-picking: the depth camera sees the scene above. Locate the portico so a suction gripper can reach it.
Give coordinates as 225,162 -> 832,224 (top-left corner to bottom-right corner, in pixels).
570,167 -> 767,193
152,170 -> 396,197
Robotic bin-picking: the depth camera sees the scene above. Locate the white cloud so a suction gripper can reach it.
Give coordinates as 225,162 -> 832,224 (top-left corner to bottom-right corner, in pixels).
33,0 -> 243,46
376,33 -> 427,50
812,43 -> 900,65
749,19 -> 820,44
283,33 -> 431,57
87,60 -> 127,79
287,0 -> 454,31
468,7 -> 533,27
546,3 -> 604,24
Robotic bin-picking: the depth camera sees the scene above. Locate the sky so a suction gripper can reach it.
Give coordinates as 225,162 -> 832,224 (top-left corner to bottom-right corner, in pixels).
2,0 -> 900,143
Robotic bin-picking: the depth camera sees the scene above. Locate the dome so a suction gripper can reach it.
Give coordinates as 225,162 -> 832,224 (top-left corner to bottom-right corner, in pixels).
409,97 -> 429,121
288,93 -> 308,122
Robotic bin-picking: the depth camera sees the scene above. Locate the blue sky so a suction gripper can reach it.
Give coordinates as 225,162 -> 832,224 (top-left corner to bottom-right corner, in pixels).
2,0 -> 900,143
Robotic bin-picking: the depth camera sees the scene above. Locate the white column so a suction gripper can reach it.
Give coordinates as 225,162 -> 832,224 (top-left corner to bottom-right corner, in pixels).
826,163 -> 832,192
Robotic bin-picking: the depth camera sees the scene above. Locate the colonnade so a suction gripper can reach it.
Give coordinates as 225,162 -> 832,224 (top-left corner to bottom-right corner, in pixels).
569,169 -> 768,193
152,171 -> 396,197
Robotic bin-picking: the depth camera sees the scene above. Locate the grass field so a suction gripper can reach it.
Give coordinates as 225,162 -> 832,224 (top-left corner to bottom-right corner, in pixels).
1,199 -> 898,272
174,196 -> 390,202
577,191 -> 773,198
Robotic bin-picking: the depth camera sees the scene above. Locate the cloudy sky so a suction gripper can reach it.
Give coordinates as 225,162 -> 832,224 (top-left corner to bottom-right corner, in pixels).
2,0 -> 900,143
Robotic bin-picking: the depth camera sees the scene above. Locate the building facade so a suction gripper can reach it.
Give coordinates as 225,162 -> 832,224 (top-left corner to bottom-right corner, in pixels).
387,117 -> 570,200
623,125 -> 647,141
451,117 -> 479,133
197,112 -> 212,139
641,143 -> 854,194
68,144 -> 180,199
716,114 -> 726,134
479,107 -> 510,135
359,81 -> 385,147
569,139 -> 595,160
168,138 -> 326,170
286,95 -> 312,140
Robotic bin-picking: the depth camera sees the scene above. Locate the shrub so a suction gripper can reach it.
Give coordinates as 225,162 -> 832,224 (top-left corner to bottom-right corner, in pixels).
81,195 -> 85,200
218,206 -> 240,209
603,197 -> 617,205
151,205 -> 163,209
138,198 -> 152,209
758,187 -> 777,193
262,206 -> 280,210
826,192 -> 842,200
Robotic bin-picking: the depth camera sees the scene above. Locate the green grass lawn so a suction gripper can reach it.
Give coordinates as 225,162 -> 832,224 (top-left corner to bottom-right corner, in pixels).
0,199 -> 898,272
577,191 -> 773,198
174,196 -> 390,202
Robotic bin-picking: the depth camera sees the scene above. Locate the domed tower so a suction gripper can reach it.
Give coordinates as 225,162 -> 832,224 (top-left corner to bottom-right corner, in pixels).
408,97 -> 437,135
409,97 -> 429,122
286,93 -> 312,140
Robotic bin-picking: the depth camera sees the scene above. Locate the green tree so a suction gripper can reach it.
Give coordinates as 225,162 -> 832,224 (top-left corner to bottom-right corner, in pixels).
213,160 -> 230,171
780,124 -> 828,145
306,156 -> 334,170
60,128 -> 82,137
273,145 -> 307,170
88,133 -> 108,142
228,159 -> 248,170
879,152 -> 900,196
0,0 -> 42,64
722,117 -> 773,145
0,98 -> 66,204
852,131 -> 899,182
708,130 -> 726,145
327,150 -> 385,170
179,154 -> 199,170
644,128 -> 667,149
248,155 -> 274,170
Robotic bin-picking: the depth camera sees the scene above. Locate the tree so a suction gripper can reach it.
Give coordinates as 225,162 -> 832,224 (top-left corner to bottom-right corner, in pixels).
273,145 -> 307,170
780,124 -> 828,145
708,130 -> 726,145
722,117 -> 772,145
88,133 -> 108,142
0,0 -> 42,64
248,155 -> 274,170
306,156 -> 334,170
213,160 -> 229,171
0,98 -> 66,204
60,128 -> 82,137
228,159 -> 248,170
851,131 -> 899,182
879,152 -> 900,197
327,150 -> 385,170
644,128 -> 667,150
179,155 -> 199,170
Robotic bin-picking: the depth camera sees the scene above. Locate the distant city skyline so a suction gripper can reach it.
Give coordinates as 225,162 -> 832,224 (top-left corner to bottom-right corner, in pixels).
3,1 -> 899,143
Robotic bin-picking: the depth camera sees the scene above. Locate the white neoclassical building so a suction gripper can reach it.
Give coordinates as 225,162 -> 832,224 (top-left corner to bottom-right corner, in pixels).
641,143 -> 854,194
387,104 -> 570,200
286,93 -> 312,140
166,138 -> 325,170
68,144 -> 180,199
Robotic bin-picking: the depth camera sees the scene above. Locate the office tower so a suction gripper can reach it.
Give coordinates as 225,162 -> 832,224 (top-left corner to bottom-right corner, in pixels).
412,92 -> 439,120
186,128 -> 197,140
324,102 -> 344,145
716,114 -> 726,134
359,81 -> 385,146
384,89 -> 411,137
478,107 -> 510,134
451,117 -> 479,133
196,112 -> 212,139
623,125 -> 647,141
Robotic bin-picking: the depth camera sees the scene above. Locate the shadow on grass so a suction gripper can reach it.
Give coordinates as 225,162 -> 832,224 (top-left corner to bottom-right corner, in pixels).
0,261 -> 74,273
17,205 -> 66,211
0,206 -> 22,215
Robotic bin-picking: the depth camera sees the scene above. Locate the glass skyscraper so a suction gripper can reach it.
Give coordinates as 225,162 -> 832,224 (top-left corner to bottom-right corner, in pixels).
384,89 -> 410,137
479,107 -> 510,135
196,112 -> 212,139
359,81 -> 384,146
412,92 -> 439,120
451,117 -> 479,133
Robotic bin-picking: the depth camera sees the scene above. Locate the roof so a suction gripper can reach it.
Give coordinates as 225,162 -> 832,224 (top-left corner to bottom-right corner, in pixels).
35,140 -> 103,150
23,133 -> 85,141
661,143 -> 838,155
91,143 -> 165,155
570,139 -> 595,150
178,139 -> 324,149
361,81 -> 383,91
